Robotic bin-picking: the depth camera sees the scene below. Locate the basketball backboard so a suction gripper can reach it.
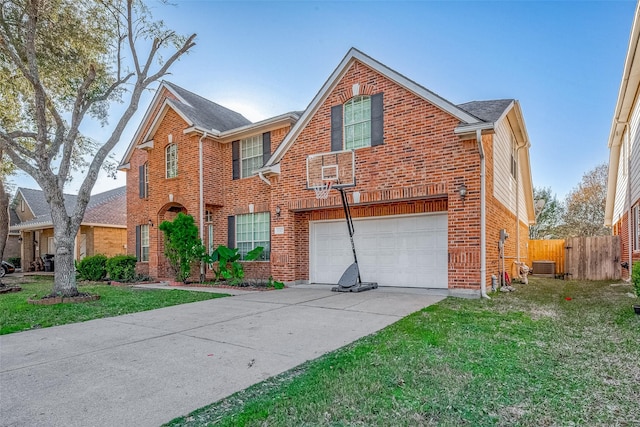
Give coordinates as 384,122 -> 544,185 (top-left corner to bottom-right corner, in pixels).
306,149 -> 356,190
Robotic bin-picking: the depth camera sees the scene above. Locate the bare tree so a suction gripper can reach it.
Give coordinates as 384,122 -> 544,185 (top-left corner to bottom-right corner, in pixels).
0,0 -> 195,296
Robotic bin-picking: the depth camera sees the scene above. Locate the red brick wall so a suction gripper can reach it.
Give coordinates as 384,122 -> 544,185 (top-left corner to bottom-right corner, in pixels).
270,61 -> 483,289
125,61 -> 529,291
613,212 -> 631,280
126,88 -> 291,281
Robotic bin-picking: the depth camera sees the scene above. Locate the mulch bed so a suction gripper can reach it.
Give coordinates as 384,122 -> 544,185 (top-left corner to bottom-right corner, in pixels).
168,281 -> 282,292
0,285 -> 22,294
28,293 -> 101,305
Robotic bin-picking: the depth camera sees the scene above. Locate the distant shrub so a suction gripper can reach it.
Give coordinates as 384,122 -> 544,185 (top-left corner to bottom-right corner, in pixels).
7,257 -> 21,268
633,262 -> 640,298
106,255 -> 137,282
76,254 -> 108,281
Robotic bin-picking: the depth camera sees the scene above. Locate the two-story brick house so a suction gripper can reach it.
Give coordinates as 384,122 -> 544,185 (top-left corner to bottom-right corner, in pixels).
119,48 -> 535,296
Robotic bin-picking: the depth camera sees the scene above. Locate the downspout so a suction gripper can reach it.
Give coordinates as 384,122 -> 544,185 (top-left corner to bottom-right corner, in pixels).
626,124 -> 632,281
514,143 -> 529,264
199,132 -> 207,282
258,171 -> 271,186
477,129 -> 490,299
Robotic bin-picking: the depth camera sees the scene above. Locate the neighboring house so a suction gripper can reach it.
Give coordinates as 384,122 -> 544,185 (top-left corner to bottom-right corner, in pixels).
605,2 -> 640,280
119,48 -> 535,296
10,187 -> 127,270
3,209 -> 22,262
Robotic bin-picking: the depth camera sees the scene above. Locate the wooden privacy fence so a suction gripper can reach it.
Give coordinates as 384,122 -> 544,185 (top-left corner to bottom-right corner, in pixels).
564,236 -> 621,281
528,239 -> 565,275
529,236 -> 621,281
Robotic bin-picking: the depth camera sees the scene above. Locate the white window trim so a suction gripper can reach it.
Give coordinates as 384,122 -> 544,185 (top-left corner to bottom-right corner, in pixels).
166,144 -> 178,178
207,224 -> 214,256
236,212 -> 270,261
240,135 -> 263,178
143,162 -> 149,197
344,95 -> 372,150
634,205 -> 640,252
141,224 -> 150,262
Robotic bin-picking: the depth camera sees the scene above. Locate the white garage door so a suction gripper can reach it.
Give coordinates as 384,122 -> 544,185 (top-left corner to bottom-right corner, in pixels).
310,213 -> 448,288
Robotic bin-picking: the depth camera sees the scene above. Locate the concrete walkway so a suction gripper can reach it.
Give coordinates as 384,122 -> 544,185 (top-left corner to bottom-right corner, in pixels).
0,285 -> 444,427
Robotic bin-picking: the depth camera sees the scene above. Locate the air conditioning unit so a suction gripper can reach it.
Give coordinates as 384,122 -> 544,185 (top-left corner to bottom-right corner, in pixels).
532,261 -> 555,277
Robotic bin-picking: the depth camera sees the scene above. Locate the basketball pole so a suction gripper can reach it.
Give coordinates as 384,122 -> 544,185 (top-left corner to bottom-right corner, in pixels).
338,187 -> 362,285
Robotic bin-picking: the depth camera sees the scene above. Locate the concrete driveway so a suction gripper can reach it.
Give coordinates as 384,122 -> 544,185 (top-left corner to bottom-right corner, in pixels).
0,285 -> 444,427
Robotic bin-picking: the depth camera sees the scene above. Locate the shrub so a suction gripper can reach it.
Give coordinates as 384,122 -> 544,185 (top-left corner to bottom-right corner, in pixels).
205,245 -> 264,283
7,257 -> 21,268
76,254 -> 108,281
159,213 -> 205,283
633,261 -> 640,298
106,255 -> 137,282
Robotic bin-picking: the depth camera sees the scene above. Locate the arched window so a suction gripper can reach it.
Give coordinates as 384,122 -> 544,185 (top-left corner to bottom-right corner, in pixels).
344,96 -> 371,150
166,144 -> 177,178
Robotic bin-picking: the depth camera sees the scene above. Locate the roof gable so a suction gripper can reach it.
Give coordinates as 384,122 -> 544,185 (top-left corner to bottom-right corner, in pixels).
118,81 -> 251,169
10,187 -> 127,230
265,48 -> 484,167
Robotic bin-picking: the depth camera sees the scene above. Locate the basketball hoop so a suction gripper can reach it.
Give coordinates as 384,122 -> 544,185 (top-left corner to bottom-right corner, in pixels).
313,180 -> 333,199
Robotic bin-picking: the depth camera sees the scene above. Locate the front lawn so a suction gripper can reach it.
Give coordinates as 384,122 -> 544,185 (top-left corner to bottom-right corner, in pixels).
167,277 -> 640,426
0,276 -> 228,335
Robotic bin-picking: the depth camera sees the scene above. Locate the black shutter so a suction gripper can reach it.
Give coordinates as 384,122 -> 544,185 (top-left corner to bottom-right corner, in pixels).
232,140 -> 240,180
331,104 -> 343,152
135,225 -> 141,261
371,93 -> 384,147
227,216 -> 235,248
262,131 -> 271,166
138,165 -> 145,198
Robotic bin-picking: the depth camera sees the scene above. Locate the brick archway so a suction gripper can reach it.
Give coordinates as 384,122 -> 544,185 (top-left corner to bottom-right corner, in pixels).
154,203 -> 188,279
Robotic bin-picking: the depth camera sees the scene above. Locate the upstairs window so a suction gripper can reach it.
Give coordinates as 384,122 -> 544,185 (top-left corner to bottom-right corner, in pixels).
166,144 -> 177,178
331,93 -> 383,152
241,135 -> 264,178
139,162 -> 148,198
344,96 -> 371,150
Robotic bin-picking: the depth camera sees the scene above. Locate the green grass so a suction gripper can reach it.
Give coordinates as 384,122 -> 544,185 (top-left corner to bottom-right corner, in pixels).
0,276 -> 228,335
166,277 -> 640,427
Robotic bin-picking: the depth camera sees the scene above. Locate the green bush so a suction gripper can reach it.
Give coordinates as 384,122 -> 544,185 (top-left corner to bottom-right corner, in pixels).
7,257 -> 21,268
159,213 -> 204,283
633,261 -> 640,298
76,254 -> 108,281
106,255 -> 137,282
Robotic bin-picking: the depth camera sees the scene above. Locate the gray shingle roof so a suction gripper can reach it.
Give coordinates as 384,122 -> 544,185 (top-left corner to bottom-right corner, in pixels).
18,187 -> 76,217
12,186 -> 126,229
163,81 -> 252,132
456,99 -> 514,123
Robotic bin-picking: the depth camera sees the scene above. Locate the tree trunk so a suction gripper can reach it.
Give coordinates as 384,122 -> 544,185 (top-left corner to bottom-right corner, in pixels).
50,199 -> 81,297
0,159 -> 9,265
52,233 -> 78,297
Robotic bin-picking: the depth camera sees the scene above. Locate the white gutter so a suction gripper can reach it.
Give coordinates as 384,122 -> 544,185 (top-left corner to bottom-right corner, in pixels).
199,132 -> 207,281
477,129 -> 489,299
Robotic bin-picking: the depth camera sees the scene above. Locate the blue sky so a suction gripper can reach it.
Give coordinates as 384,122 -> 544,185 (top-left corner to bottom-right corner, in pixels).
11,0 -> 637,201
